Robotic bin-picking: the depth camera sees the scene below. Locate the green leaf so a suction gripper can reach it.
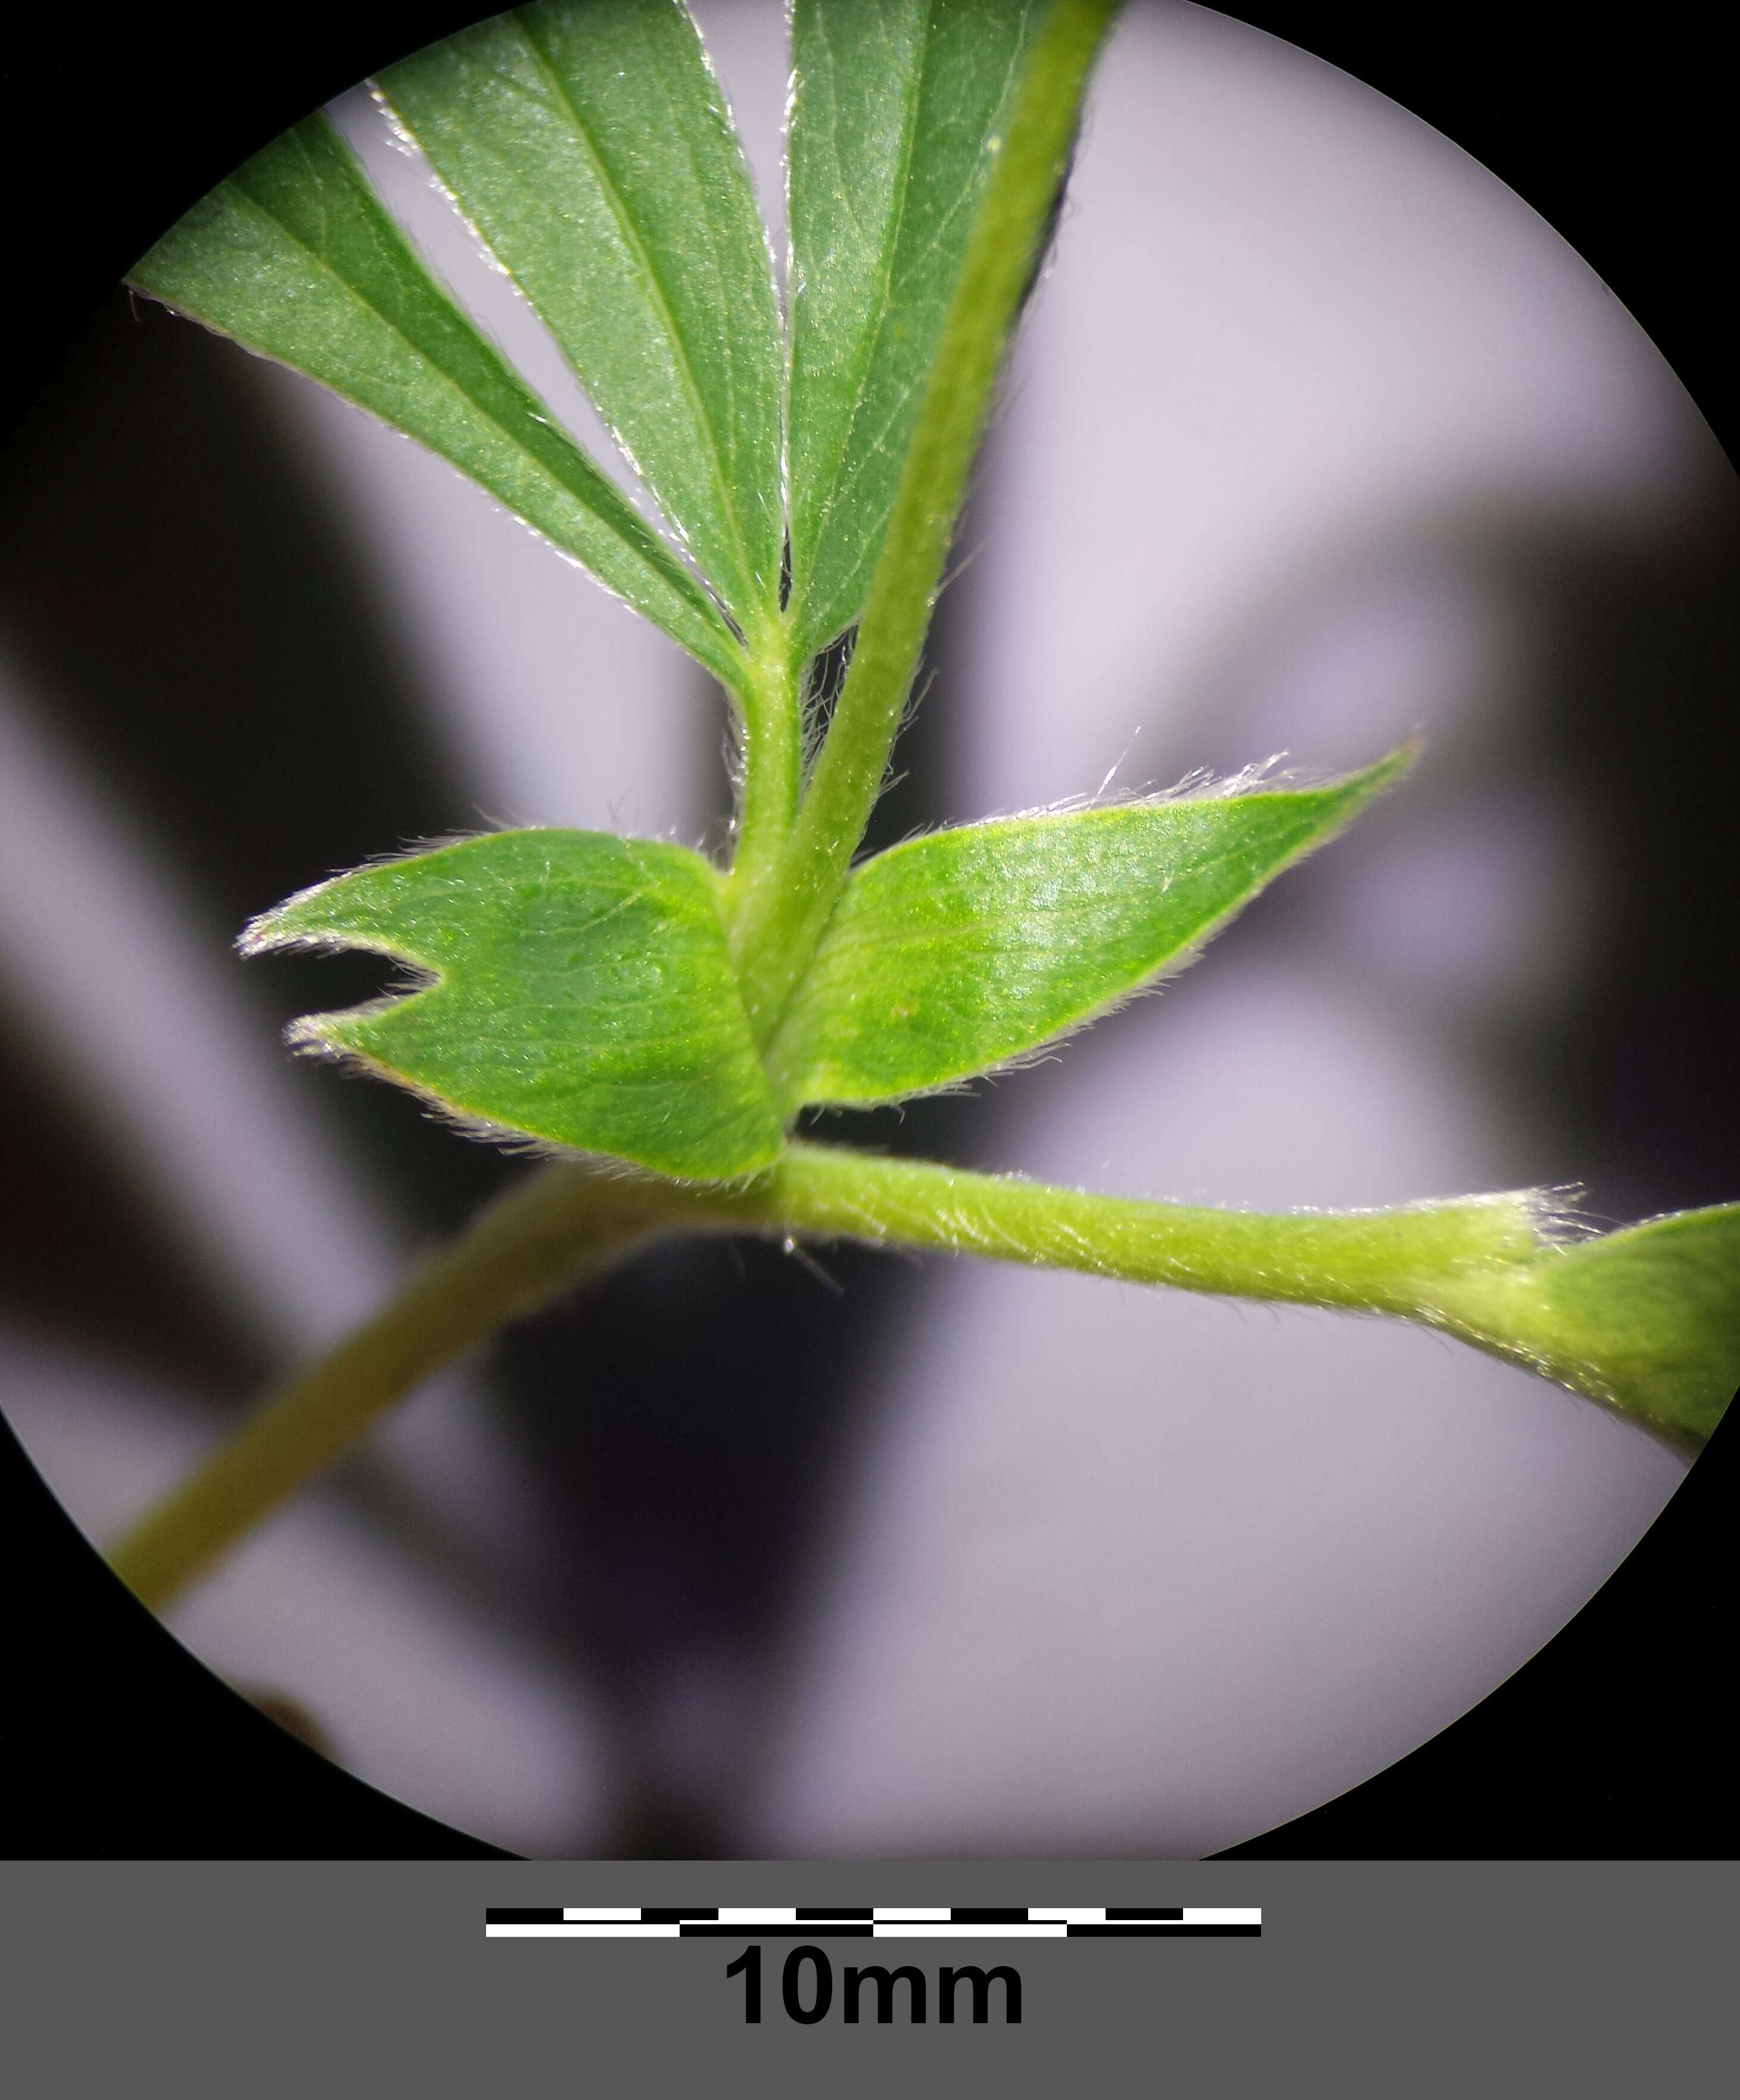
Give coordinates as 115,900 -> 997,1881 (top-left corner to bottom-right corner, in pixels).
241,831 -> 783,1182
1437,1206 -> 1740,1453
766,750 -> 1408,1112
129,116 -> 743,687
379,0 -> 785,630
786,0 -> 1044,660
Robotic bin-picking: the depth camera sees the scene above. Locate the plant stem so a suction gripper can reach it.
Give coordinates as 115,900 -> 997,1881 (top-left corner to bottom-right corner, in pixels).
727,1149 -> 1729,1451
116,1134 -> 1635,1613
732,0 -> 1123,1043
724,1142 -> 1551,1322
724,607 -> 803,903
106,1162 -> 694,1613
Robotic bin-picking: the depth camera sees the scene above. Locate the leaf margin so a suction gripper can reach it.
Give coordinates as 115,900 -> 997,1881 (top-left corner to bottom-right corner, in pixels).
127,110 -> 747,688
375,0 -> 787,631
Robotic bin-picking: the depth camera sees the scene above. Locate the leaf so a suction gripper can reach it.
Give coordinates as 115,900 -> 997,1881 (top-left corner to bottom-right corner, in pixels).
241,831 -> 783,1182
378,0 -> 785,630
1439,1206 -> 1740,1453
129,116 -> 743,688
785,0 -> 1044,660
765,751 -> 1408,1111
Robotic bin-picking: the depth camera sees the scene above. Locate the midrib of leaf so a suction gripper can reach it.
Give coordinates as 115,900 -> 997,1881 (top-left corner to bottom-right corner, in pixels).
198,149 -> 743,688
512,10 -> 765,628
235,188 -> 540,485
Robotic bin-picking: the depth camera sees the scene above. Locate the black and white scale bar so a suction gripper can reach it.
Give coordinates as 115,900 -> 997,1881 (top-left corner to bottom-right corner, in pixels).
485,1906 -> 1259,1939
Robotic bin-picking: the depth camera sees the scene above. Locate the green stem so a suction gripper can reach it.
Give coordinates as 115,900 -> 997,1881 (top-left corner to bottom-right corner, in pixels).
724,607 -> 803,904
723,1149 -> 1730,1454
725,1142 -> 1550,1320
124,1133 -> 1692,1613
106,1162 -> 693,1613
732,0 -> 1123,1043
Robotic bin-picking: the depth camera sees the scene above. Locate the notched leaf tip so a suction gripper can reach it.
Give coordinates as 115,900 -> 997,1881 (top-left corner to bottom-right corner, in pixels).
236,827 -> 785,1182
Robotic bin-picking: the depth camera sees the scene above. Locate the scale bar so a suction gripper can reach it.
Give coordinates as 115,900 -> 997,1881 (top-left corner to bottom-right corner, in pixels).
486,1906 -> 1260,1939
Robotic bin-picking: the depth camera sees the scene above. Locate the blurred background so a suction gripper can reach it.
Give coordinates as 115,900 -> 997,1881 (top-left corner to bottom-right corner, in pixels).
1,0 -> 1735,1856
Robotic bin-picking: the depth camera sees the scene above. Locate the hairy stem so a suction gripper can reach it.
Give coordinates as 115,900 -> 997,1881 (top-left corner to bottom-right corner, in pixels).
723,1142 -> 1551,1320
732,0 -> 1123,1040
724,607 -> 803,903
122,1133 -> 1696,1613
723,1149 -> 1730,1453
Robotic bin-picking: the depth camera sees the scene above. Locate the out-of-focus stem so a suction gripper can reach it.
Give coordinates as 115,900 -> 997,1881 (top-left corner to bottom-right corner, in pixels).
106,1163 -> 688,1611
